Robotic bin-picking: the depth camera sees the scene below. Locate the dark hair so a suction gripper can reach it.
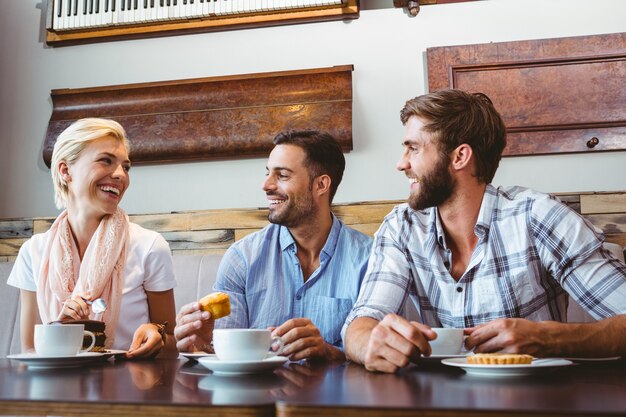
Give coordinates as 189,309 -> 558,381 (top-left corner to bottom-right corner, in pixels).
400,90 -> 507,183
273,130 -> 345,203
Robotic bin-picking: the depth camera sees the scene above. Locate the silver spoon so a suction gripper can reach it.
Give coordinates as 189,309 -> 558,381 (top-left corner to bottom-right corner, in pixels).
83,298 -> 107,314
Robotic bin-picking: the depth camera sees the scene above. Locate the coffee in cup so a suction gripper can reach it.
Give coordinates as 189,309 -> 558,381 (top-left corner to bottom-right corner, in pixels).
212,329 -> 284,361
34,324 -> 96,357
429,327 -> 464,355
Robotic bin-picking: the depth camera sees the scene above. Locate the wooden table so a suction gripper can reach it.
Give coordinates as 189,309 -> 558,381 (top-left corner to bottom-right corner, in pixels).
274,359 -> 626,417
1,356 -> 625,417
0,357 -> 275,417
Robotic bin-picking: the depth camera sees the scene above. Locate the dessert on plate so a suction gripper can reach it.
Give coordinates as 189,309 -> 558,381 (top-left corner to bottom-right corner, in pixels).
466,353 -> 533,365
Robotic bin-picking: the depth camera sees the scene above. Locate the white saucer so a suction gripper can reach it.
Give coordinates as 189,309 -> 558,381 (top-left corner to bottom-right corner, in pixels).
7,352 -> 106,369
441,357 -> 573,377
423,353 -> 469,360
197,355 -> 288,375
180,352 -> 216,361
102,349 -> 127,359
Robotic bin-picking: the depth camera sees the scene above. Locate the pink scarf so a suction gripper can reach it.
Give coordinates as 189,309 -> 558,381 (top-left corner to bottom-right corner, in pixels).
37,208 -> 129,348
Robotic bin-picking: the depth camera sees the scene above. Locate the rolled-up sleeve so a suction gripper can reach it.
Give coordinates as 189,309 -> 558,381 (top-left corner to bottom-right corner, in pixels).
341,208 -> 416,340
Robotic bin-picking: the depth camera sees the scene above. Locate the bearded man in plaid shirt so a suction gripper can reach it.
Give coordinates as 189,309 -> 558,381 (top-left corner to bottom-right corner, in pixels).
343,89 -> 626,373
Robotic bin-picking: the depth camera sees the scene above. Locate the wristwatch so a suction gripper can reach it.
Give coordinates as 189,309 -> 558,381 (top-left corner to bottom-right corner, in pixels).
152,321 -> 168,344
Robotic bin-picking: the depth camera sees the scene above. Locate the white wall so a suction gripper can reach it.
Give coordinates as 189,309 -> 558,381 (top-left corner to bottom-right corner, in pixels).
1,0 -> 625,219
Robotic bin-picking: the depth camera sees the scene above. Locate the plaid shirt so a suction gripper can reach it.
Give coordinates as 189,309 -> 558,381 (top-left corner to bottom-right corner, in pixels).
343,185 -> 626,335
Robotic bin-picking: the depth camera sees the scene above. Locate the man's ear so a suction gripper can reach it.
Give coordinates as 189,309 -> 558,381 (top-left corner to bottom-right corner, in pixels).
315,174 -> 332,198
451,144 -> 473,172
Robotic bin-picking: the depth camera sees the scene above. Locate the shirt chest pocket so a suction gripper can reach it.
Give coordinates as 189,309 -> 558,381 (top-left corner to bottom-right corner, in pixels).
307,296 -> 353,348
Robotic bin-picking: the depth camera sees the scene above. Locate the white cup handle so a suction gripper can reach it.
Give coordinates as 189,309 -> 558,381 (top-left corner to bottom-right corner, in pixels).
271,335 -> 284,355
80,330 -> 96,353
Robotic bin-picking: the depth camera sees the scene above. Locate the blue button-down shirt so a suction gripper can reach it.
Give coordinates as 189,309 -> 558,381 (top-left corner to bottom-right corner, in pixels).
214,214 -> 372,348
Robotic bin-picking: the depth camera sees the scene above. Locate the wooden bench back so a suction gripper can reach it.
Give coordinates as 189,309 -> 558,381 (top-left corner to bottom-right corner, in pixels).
1,191 -> 624,262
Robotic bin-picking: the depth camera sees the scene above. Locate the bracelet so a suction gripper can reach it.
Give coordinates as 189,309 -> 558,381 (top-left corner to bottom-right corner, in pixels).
152,321 -> 168,344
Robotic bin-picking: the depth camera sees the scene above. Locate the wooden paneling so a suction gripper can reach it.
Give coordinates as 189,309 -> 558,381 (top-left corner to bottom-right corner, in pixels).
44,66 -> 354,167
0,192 -> 623,260
427,33 -> 626,156
0,220 -> 32,239
580,193 -> 626,214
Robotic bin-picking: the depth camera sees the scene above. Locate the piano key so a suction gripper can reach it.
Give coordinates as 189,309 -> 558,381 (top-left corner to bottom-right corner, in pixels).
112,0 -> 119,24
53,0 -> 61,30
125,0 -> 131,23
181,0 -> 190,19
69,0 -> 76,29
87,0 -> 94,27
188,0 -> 195,18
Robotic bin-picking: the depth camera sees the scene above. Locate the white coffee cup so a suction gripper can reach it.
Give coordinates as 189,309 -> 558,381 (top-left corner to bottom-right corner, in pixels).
429,327 -> 464,355
34,324 -> 96,357
212,329 -> 284,361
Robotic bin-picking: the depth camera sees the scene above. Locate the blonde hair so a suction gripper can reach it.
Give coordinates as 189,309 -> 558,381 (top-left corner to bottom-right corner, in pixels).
51,118 -> 130,209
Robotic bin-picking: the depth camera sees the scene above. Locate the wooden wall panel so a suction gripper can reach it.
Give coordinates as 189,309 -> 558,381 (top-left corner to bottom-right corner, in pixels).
44,66 -> 354,166
427,33 -> 626,156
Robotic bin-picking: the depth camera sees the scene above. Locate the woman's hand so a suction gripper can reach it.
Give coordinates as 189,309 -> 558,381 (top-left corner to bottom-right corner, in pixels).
57,292 -> 91,321
126,323 -> 165,359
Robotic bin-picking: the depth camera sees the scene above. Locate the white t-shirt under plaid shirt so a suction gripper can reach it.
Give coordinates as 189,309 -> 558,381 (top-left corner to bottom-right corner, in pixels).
342,184 -> 626,335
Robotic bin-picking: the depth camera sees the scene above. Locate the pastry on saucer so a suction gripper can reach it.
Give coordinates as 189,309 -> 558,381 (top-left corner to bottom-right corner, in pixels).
467,353 -> 533,365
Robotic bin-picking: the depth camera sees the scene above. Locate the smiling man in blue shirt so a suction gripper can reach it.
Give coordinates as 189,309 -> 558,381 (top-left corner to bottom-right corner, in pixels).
174,131 -> 372,361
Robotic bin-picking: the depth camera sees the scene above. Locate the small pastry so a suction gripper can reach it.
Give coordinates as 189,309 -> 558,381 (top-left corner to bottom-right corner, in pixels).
467,353 -> 533,365
198,292 -> 231,319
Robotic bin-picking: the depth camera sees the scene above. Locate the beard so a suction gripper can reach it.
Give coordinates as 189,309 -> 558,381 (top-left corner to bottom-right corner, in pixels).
267,189 -> 316,228
407,154 -> 455,211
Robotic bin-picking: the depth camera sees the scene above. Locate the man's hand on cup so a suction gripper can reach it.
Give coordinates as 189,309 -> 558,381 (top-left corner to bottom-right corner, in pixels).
464,318 -> 546,356
174,301 -> 214,352
271,318 -> 337,362
363,314 -> 436,373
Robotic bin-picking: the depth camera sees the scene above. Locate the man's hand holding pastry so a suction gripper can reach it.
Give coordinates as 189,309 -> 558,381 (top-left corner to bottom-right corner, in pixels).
174,292 -> 230,352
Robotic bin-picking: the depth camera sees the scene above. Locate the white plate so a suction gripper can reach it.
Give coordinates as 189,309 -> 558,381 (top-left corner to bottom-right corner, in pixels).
180,352 -> 216,361
565,356 -> 621,362
441,357 -> 573,377
197,355 -> 288,375
7,352 -> 106,369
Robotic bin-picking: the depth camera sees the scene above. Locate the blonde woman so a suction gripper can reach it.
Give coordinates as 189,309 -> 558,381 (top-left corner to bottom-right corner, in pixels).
8,118 -> 177,358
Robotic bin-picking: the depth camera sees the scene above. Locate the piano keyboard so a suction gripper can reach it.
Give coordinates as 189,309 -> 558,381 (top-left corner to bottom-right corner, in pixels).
50,0 -> 344,31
